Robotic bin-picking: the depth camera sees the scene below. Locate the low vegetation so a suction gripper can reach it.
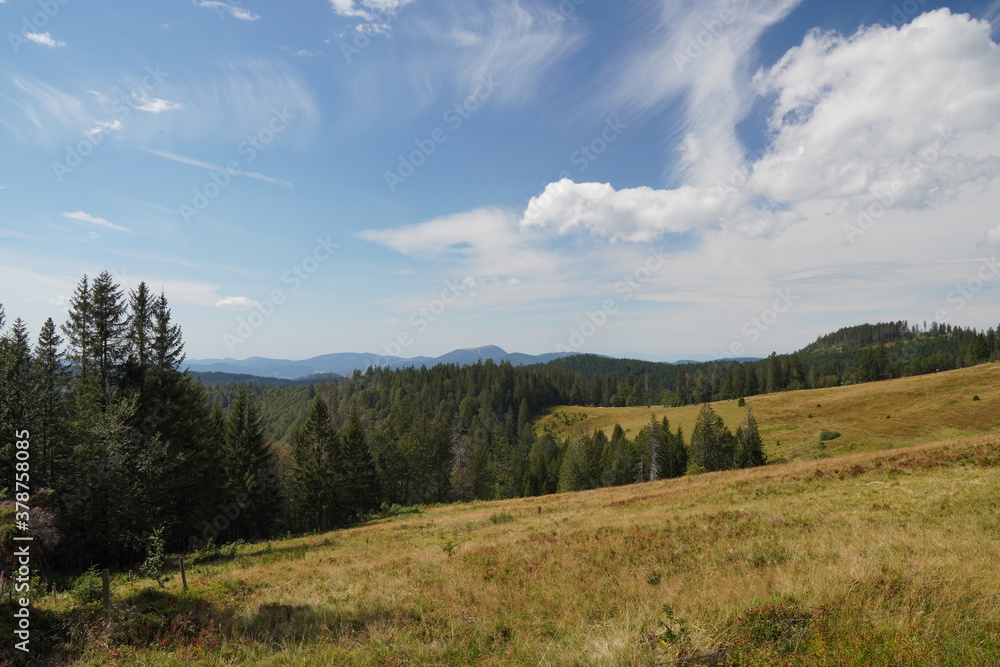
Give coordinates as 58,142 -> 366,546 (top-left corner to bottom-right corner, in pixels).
18,434 -> 999,665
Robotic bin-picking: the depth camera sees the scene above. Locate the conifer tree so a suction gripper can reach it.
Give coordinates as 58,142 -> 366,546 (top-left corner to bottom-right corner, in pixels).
31,318 -> 69,488
290,397 -> 343,531
689,403 -> 735,472
733,407 -> 767,469
340,410 -> 380,519
223,387 -> 278,540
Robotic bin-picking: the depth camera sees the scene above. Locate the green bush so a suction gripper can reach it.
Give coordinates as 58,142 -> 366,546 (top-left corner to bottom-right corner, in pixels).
737,397 -> 746,407
71,566 -> 104,604
489,512 -> 515,525
973,395 -> 981,401
819,430 -> 841,442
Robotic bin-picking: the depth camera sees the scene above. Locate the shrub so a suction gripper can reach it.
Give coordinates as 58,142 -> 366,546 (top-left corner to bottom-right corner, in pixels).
973,395 -> 981,401
139,526 -> 171,588
489,512 -> 515,525
737,397 -> 746,407
71,566 -> 104,604
819,430 -> 841,442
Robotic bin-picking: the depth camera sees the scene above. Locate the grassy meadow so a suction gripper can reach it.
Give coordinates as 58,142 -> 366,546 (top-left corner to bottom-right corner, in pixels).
23,364 -> 1000,665
536,362 -> 1000,460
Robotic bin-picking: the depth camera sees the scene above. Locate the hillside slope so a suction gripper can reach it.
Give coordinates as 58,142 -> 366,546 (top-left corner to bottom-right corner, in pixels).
536,362 -> 1000,460
53,435 -> 1000,665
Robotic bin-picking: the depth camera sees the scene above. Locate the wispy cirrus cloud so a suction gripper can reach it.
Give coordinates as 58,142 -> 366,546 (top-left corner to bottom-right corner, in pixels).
197,1 -> 260,21
61,211 -> 133,233
143,149 -> 294,188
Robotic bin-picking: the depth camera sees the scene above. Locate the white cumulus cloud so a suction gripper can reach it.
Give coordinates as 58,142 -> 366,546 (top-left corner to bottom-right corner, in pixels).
215,296 -> 262,310
25,32 -> 66,48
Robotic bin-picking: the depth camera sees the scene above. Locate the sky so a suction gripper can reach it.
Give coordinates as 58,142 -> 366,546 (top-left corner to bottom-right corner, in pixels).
1,0 -> 999,363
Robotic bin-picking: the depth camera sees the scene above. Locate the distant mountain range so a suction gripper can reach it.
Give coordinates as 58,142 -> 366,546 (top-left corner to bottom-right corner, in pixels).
184,345 -> 579,380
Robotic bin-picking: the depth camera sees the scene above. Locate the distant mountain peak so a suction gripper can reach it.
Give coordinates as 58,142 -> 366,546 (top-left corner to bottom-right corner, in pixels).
185,345 -> 573,380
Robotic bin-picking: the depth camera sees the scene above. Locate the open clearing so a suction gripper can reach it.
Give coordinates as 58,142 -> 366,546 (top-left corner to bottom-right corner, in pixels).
536,362 -> 1000,460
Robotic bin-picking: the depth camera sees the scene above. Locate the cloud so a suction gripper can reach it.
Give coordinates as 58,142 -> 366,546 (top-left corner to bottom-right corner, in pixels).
61,211 -> 133,233
175,60 -> 319,145
330,0 -> 414,21
143,149 -> 294,188
215,296 -> 262,310
197,1 -> 260,21
605,0 -> 802,185
359,9 -> 1000,353
750,9 -> 1000,207
985,223 -> 1000,246
86,119 -> 123,136
426,2 -> 585,107
25,32 -> 66,48
0,64 -> 87,143
135,94 -> 183,114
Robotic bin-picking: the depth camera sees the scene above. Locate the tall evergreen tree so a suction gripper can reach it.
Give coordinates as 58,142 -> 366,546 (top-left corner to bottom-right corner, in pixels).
223,387 -> 278,540
31,318 -> 69,488
733,407 -> 767,469
689,403 -> 735,472
289,397 -> 343,531
340,410 -> 381,520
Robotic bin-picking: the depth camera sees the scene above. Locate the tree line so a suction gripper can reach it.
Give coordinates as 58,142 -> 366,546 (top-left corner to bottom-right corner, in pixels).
2,273 -> 996,574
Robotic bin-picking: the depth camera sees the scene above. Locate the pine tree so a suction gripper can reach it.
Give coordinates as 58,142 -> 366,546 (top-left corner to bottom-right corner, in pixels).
289,397 -> 343,531
689,403 -> 735,472
31,318 -> 69,488
223,387 -> 278,540
0,318 -> 33,496
524,433 -> 560,495
89,271 -> 127,410
340,410 -> 380,520
659,416 -> 688,478
733,407 -> 767,469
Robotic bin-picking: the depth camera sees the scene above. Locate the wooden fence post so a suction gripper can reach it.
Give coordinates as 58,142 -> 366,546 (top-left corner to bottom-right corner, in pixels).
101,569 -> 111,626
179,557 -> 188,591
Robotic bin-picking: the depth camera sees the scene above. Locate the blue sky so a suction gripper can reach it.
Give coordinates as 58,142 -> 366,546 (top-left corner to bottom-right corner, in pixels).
2,0 -> 1000,362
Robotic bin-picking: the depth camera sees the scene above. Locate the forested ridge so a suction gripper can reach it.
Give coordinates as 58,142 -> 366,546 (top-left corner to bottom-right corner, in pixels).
1,274 -> 998,575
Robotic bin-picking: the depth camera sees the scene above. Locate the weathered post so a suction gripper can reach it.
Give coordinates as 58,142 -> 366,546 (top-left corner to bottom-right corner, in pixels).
102,569 -> 111,626
179,557 -> 188,591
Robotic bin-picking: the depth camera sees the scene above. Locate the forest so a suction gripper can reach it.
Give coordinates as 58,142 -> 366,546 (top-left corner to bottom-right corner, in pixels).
1,272 -> 998,575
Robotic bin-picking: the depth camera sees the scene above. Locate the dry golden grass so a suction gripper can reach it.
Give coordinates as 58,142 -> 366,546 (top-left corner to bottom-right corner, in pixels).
536,362 -> 1000,460
62,434 -> 1000,666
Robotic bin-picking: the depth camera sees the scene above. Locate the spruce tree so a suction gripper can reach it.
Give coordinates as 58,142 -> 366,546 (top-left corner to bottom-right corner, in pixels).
31,318 -> 69,488
340,410 -> 380,520
223,387 -> 278,540
290,397 -> 343,531
689,403 -> 734,472
733,407 -> 767,469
